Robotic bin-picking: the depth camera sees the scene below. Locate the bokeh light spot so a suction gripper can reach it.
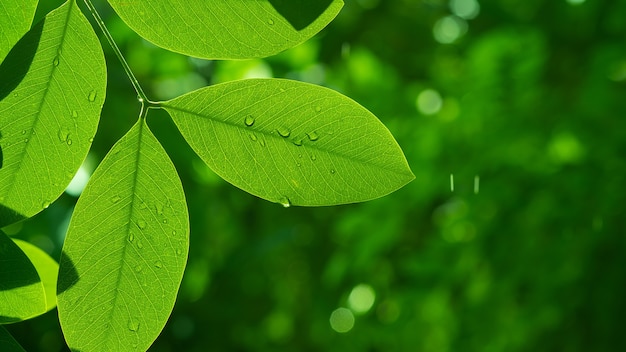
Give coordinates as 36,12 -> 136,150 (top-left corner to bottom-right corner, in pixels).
65,154 -> 95,197
416,89 -> 443,115
450,0 -> 480,19
329,308 -> 355,333
348,284 -> 376,314
566,0 -> 586,5
433,16 -> 468,44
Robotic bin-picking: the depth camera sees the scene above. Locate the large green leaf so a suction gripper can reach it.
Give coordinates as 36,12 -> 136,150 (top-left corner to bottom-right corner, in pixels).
163,79 -> 414,206
58,118 -> 189,352
0,0 -> 107,227
106,0 -> 344,59
0,0 -> 39,62
0,326 -> 26,352
13,239 -> 59,313
0,231 -> 45,324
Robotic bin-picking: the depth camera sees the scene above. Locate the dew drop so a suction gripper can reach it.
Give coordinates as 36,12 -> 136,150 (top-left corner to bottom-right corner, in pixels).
306,131 -> 319,141
24,138 -> 29,143
260,139 -> 267,147
53,56 -> 60,67
13,93 -> 18,98
292,139 -> 303,146
128,233 -> 135,242
66,138 -> 72,145
111,195 -> 121,203
310,155 -> 317,161
155,203 -> 164,215
21,130 -> 26,135
277,127 -> 291,138
137,240 -> 143,249
315,106 -> 322,113
42,201 -> 50,209
279,196 -> 291,208
268,18 -> 275,25
88,90 -> 97,102
249,133 -> 258,142
58,128 -> 70,143
330,169 -> 336,174
176,248 -> 182,255
163,219 -> 168,224
72,110 -> 78,118
128,319 -> 140,332
155,261 -> 163,269
244,115 -> 255,127
172,230 -> 177,236
89,138 -> 94,143
296,162 -> 301,167
137,220 -> 146,230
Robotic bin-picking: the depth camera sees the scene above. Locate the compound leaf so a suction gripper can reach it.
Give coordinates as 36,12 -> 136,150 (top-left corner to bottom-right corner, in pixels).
0,0 -> 39,62
0,231 -> 45,324
0,326 -> 26,352
13,239 -> 59,313
57,119 -> 189,352
106,0 -> 343,59
0,0 -> 107,227
163,79 -> 414,207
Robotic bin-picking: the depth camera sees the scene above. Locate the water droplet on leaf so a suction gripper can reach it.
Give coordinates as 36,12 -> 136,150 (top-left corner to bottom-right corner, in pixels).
330,169 -> 336,174
306,131 -> 319,141
277,127 -> 291,138
111,195 -> 121,203
310,155 -> 317,161
268,18 -> 275,25
58,128 -> 70,143
88,90 -> 97,102
260,139 -> 266,147
244,115 -> 255,127
21,130 -> 26,135
128,319 -> 140,332
66,138 -> 72,145
53,56 -> 60,67
315,106 -> 322,113
249,133 -> 258,142
292,139 -> 303,146
279,196 -> 291,208
72,110 -> 78,118
128,233 -> 134,242
137,220 -> 146,230
42,201 -> 50,209
155,261 -> 163,269
137,240 -> 143,249
176,248 -> 182,255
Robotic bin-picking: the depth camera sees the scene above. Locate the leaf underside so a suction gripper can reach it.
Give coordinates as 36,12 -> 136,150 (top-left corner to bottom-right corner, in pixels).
0,0 -> 107,227
164,79 -> 414,207
106,0 -> 344,59
57,119 -> 189,352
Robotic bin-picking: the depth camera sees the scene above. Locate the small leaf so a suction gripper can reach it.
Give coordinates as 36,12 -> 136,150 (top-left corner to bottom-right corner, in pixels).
0,0 -> 39,62
13,239 -> 59,312
0,231 -> 45,324
57,119 -> 189,351
106,0 -> 343,59
0,326 -> 26,352
0,0 -> 107,227
163,79 -> 414,206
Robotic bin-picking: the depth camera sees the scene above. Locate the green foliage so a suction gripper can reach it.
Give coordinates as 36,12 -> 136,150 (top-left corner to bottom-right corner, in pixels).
58,119 -> 189,351
0,0 -> 38,62
0,326 -> 25,352
0,0 -> 411,351
106,0 -> 344,59
164,78 -> 413,206
0,0 -> 106,227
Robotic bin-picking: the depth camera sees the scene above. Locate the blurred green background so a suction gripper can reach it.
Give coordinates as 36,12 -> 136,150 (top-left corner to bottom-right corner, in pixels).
4,0 -> 626,351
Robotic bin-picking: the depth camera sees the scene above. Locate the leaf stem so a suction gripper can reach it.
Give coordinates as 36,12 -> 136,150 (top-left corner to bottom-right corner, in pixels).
82,0 -> 151,105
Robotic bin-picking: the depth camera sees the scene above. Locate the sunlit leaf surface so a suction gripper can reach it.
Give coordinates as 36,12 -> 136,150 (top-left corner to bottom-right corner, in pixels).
164,79 -> 414,206
0,0 -> 106,227
106,0 -> 343,59
13,239 -> 59,313
0,0 -> 38,62
0,231 -> 45,324
57,119 -> 189,352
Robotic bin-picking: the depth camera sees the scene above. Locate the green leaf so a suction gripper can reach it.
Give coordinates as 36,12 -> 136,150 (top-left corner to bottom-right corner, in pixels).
0,231 -> 45,324
163,79 -> 414,206
106,0 -> 343,59
57,118 -> 189,352
0,326 -> 26,352
0,0 -> 39,62
0,0 -> 107,227
13,239 -> 59,312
